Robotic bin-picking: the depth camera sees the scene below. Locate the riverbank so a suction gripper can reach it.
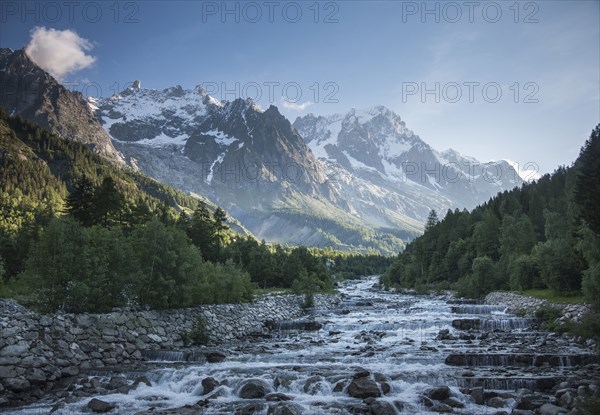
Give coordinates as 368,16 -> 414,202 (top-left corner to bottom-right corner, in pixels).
484,291 -> 591,324
0,294 -> 341,406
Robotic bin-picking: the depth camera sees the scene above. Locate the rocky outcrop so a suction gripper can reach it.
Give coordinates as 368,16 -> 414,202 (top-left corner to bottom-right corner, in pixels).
0,48 -> 125,164
0,294 -> 339,404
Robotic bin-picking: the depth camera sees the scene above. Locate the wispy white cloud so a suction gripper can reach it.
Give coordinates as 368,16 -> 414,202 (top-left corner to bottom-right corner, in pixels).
25,27 -> 96,80
281,99 -> 313,111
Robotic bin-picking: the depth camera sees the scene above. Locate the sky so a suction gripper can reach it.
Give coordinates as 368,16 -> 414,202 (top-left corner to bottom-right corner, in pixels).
1,0 -> 599,175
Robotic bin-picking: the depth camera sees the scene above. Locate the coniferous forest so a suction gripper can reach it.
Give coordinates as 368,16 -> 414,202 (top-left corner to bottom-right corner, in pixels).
383,125 -> 600,328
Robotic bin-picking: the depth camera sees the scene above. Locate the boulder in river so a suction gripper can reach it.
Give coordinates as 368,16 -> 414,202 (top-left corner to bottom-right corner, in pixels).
430,402 -> 453,413
201,377 -> 220,395
347,376 -> 381,399
87,398 -> 116,413
470,387 -> 484,405
206,352 -> 226,363
267,402 -> 303,415
368,400 -> 396,415
445,354 -> 467,366
235,402 -> 265,415
425,386 -> 451,401
486,396 -> 506,408
265,392 -> 292,401
239,379 -> 271,399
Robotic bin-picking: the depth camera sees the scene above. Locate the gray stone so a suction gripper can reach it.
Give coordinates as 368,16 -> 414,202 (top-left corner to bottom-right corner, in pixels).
368,400 -> 396,415
201,377 -> 219,395
0,341 -> 30,357
347,376 -> 381,399
236,402 -> 265,415
487,396 -> 506,408
425,386 -> 451,401
20,355 -> 47,368
539,403 -> 565,415
61,366 -> 79,377
470,387 -> 484,405
558,391 -> 574,408
106,376 -> 128,390
25,368 -> 47,384
39,316 -> 53,327
239,379 -> 271,399
2,377 -> 30,392
206,352 -> 226,363
431,402 -> 453,413
0,365 -> 17,378
267,402 -> 303,415
87,398 -> 117,413
444,397 -> 465,408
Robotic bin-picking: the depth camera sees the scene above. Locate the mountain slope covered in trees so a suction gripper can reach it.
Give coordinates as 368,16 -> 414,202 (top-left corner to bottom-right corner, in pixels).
383,125 -> 600,311
0,108 -> 248,280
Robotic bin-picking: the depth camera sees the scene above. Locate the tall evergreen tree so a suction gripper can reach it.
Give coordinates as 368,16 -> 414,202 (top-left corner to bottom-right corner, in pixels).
213,207 -> 229,260
94,177 -> 124,227
425,209 -> 439,232
189,202 -> 216,260
66,175 -> 96,227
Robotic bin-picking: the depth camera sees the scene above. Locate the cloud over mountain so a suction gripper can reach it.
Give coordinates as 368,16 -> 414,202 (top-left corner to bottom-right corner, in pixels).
25,27 -> 96,80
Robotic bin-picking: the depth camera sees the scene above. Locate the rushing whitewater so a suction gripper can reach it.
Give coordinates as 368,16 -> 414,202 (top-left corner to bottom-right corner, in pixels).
5,277 -> 596,414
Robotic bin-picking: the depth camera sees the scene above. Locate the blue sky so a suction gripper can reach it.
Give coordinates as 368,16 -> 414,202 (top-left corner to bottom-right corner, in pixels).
1,0 -> 598,174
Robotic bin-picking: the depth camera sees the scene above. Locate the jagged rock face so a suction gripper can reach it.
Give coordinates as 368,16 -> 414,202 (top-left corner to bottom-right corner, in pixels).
0,48 -> 124,163
93,85 -> 524,251
97,86 -> 328,199
294,107 -> 523,210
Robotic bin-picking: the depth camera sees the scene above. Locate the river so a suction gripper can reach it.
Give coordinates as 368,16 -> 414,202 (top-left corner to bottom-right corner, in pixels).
4,276 -> 598,414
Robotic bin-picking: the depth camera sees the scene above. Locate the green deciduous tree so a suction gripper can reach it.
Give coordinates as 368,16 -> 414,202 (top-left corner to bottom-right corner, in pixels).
533,239 -> 582,292
130,219 -> 201,309
456,256 -> 498,298
23,218 -> 87,312
509,255 -> 540,291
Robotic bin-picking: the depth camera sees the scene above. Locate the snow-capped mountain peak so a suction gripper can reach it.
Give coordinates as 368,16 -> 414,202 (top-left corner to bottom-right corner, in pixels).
295,106 -> 523,209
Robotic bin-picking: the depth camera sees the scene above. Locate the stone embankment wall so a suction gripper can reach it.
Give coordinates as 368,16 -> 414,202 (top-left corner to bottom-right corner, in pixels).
0,294 -> 340,401
485,291 -> 590,323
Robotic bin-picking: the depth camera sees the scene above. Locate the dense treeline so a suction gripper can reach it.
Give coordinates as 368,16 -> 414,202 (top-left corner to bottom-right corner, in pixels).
20,217 -> 253,312
0,111 -> 392,312
383,125 -> 600,313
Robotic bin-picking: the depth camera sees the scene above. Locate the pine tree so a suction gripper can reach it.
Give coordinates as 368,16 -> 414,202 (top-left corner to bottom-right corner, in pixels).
212,207 -> 229,260
66,176 -> 96,227
94,177 -> 124,227
425,209 -> 439,232
189,202 -> 216,260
